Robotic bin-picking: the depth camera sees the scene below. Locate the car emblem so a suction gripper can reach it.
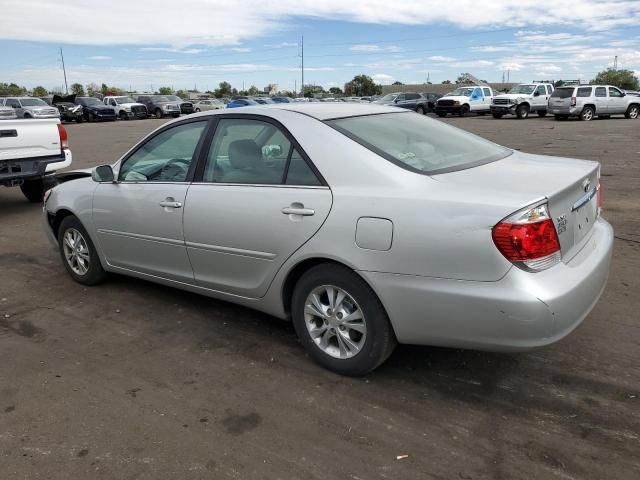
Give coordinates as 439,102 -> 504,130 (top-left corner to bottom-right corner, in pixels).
582,178 -> 590,192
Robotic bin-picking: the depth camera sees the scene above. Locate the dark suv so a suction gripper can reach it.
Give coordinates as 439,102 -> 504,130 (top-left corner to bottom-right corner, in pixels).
75,96 -> 117,122
167,95 -> 194,114
136,95 -> 181,118
373,92 -> 439,114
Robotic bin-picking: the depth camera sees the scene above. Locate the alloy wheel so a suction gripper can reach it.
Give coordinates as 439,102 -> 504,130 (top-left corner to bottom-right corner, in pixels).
62,228 -> 90,276
304,285 -> 367,359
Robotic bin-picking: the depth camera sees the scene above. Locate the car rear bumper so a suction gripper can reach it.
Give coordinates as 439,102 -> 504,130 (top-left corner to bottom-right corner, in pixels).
359,217 -> 613,351
549,106 -> 578,115
1,149 -> 71,183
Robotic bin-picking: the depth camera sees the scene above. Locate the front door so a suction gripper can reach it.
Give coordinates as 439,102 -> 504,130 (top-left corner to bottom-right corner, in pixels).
92,120 -> 208,282
183,116 -> 332,298
532,84 -> 548,110
608,87 -> 626,114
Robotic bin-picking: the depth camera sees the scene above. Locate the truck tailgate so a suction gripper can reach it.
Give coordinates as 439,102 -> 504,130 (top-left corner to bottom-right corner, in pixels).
0,119 -> 62,161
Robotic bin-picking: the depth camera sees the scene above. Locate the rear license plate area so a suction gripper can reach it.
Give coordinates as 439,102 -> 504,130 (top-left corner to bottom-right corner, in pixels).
572,193 -> 598,245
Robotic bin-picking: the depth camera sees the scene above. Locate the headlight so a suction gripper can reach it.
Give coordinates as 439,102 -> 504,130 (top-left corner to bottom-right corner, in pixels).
453,100 -> 460,106
123,106 -> 132,111
43,187 -> 54,204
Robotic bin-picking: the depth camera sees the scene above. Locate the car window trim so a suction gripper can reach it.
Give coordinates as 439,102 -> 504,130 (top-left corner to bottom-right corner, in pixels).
117,117 -> 214,183
192,113 -> 328,187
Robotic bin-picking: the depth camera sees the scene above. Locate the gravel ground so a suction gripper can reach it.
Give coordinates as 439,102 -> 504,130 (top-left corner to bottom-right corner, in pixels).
1,113 -> 639,479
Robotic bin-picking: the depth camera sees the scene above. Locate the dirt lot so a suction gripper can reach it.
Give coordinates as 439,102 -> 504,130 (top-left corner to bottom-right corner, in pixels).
1,114 -> 639,479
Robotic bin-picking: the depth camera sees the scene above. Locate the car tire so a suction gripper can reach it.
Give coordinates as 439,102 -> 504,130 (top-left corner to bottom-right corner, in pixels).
119,111 -> 128,121
155,109 -> 163,119
76,116 -> 83,123
87,112 -> 95,122
537,110 -> 547,117
24,113 -> 32,119
20,178 -> 45,203
579,106 -> 594,121
291,264 -> 397,376
436,112 -> 447,117
516,104 -> 530,119
625,104 -> 639,119
459,104 -> 470,117
57,216 -> 107,286
195,108 -> 201,112
416,106 -> 425,115
492,113 -> 503,119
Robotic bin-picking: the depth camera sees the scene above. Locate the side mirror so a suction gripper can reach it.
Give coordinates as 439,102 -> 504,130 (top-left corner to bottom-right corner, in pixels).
92,165 -> 115,183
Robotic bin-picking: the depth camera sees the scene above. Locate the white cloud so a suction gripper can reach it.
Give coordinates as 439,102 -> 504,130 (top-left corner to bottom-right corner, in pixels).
350,44 -> 401,53
231,47 -> 252,52
139,47 -> 205,54
428,56 -> 456,62
471,46 -> 513,52
371,73 -> 395,85
0,1 -> 638,46
87,55 -> 111,60
264,42 -> 298,48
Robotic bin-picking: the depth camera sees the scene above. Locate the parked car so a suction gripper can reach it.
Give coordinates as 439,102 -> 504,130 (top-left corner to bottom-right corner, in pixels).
48,94 -> 84,123
252,97 -> 275,104
192,99 -> 225,112
43,104 -> 613,375
75,96 -> 117,122
226,98 -> 260,108
103,96 -> 147,120
167,95 -> 194,115
3,97 -> 60,119
0,105 -> 17,120
420,93 -> 442,112
136,95 -> 181,119
271,96 -> 292,103
434,86 -> 494,117
549,85 -> 640,121
374,92 -> 438,114
490,83 -> 554,119
1,118 -> 71,201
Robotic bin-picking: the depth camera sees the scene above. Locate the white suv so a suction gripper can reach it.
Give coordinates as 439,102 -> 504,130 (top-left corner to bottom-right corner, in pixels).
549,85 -> 640,121
103,96 -> 148,120
490,83 -> 553,119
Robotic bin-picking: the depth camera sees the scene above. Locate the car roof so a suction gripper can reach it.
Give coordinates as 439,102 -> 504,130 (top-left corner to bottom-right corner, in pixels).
259,103 -> 402,120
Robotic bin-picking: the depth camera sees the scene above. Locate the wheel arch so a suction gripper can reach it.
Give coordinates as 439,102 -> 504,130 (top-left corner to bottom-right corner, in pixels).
48,208 -> 75,239
582,103 -> 596,112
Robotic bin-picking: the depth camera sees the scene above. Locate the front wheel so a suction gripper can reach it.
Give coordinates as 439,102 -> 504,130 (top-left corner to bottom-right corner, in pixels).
291,264 -> 396,376
459,104 -> 470,117
20,178 -> 45,203
195,108 -> 201,112
580,106 -> 594,121
516,104 -> 530,119
86,112 -> 95,122
57,216 -> 107,286
416,106 -> 425,115
155,109 -> 163,119
625,104 -> 639,119
119,111 -> 128,121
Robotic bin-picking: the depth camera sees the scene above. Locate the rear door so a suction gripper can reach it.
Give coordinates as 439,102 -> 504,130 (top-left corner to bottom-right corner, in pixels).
594,87 -> 608,113
183,115 -> 332,298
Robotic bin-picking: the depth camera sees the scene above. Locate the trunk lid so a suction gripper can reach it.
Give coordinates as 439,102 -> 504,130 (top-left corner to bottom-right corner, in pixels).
433,151 -> 600,262
0,119 -> 62,161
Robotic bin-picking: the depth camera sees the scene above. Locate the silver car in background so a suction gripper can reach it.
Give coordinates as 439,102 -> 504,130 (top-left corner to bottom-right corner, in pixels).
0,105 -> 17,119
3,96 -> 60,119
549,85 -> 640,121
43,104 -> 613,375
192,99 -> 225,112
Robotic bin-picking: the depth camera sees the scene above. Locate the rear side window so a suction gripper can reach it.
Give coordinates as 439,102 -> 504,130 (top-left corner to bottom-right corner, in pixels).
551,88 -> 574,99
595,87 -> 607,97
577,87 -> 592,97
329,112 -> 511,175
483,88 -> 492,97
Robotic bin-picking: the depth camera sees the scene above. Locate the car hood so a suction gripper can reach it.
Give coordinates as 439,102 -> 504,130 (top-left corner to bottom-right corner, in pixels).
53,94 -> 76,104
494,93 -> 533,100
438,96 -> 470,102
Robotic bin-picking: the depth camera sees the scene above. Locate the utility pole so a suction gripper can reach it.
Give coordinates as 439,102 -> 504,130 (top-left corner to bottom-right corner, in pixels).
300,35 -> 304,97
507,69 -> 510,83
613,55 -> 618,70
59,48 -> 69,94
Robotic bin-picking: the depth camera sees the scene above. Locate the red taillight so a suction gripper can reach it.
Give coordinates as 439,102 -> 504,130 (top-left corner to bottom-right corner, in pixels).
57,123 -> 68,150
492,203 -> 561,271
570,96 -> 577,107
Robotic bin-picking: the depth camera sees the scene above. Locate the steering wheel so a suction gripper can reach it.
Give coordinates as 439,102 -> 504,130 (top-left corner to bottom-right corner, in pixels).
158,158 -> 190,181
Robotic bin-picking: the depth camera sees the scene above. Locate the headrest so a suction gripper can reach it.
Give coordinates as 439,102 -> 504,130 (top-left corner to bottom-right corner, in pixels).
228,139 -> 261,169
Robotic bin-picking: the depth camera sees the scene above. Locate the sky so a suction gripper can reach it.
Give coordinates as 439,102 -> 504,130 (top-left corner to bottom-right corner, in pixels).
1,0 -> 639,93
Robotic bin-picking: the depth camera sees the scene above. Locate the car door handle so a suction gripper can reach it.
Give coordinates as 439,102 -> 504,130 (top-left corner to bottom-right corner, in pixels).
160,201 -> 182,208
282,206 -> 315,216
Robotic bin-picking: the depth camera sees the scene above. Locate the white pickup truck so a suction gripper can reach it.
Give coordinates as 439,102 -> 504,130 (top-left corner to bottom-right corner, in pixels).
0,119 -> 72,202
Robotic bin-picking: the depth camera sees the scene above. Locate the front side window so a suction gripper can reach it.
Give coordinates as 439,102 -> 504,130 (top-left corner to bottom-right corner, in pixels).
595,87 -> 607,97
509,85 -> 535,95
535,85 -> 546,95
203,118 -> 320,186
5,99 -> 20,108
329,112 -> 511,175
609,87 -> 623,97
119,121 -> 207,182
483,88 -> 492,97
448,88 -> 474,97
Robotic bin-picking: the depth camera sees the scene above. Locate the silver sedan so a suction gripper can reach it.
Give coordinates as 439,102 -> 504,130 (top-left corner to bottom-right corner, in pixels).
43,104 -> 614,375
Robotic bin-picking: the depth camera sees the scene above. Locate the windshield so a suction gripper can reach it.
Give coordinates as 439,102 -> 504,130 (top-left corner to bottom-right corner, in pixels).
447,88 -> 474,97
379,94 -> 398,102
79,97 -> 102,106
166,95 -> 180,101
115,97 -> 135,104
20,98 -> 48,106
508,85 -> 536,94
329,112 -> 511,175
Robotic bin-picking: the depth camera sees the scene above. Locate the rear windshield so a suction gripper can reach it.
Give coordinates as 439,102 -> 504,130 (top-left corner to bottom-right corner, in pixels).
550,88 -> 574,98
329,112 -> 511,175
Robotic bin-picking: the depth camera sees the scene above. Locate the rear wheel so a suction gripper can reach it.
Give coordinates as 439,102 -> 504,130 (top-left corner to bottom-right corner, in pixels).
291,264 -> 396,376
459,104 -> 470,117
57,216 -> 107,286
625,104 -> 639,119
516,104 -> 530,119
537,110 -> 547,117
492,113 -> 504,119
416,106 -> 425,115
579,106 -> 594,121
20,178 -> 45,203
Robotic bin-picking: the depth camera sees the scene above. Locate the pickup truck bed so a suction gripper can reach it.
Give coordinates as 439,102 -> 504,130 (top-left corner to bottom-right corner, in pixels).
0,119 -> 72,202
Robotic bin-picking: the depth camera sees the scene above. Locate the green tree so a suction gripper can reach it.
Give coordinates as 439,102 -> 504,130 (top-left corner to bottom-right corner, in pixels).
441,80 -> 452,84
392,81 -> 403,85
593,68 -> 639,90
175,89 -> 189,100
86,82 -> 100,96
0,83 -> 26,96
328,87 -> 343,96
214,81 -> 233,98
303,85 -> 325,98
70,83 -> 85,96
247,85 -> 260,96
157,86 -> 173,95
101,83 -> 109,95
344,75 -> 382,96
32,86 -> 48,97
